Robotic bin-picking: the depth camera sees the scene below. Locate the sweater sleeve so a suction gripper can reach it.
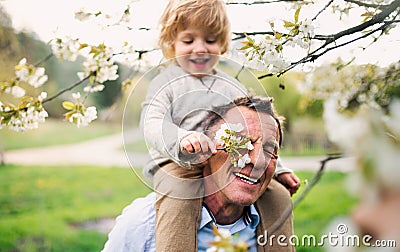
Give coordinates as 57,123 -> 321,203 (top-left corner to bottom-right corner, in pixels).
275,157 -> 293,175
140,70 -> 192,166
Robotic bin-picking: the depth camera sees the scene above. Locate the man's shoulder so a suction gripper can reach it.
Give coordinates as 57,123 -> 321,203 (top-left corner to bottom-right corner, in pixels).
120,192 -> 156,218
102,193 -> 156,252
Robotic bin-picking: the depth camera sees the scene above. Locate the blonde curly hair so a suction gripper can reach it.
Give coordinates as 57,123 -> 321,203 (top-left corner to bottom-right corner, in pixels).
159,0 -> 231,59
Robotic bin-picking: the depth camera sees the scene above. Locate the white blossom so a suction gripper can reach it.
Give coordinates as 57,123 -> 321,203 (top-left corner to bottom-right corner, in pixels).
245,141 -> 254,150
28,67 -> 48,88
217,228 -> 231,239
84,84 -> 105,93
237,153 -> 251,168
298,19 -> 315,38
38,92 -> 47,102
72,92 -> 81,101
68,106 -> 97,128
77,45 -> 119,85
15,58 -> 48,88
50,37 -> 81,61
245,58 -> 268,72
324,97 -> 400,192
74,9 -> 92,22
7,105 -> 48,132
5,85 -> 26,98
215,123 -> 255,167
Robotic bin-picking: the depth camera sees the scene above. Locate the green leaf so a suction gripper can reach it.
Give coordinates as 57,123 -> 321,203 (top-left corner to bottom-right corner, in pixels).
89,75 -> 96,84
64,111 -> 74,121
275,44 -> 283,53
294,7 -> 301,23
62,101 -> 75,110
79,43 -> 89,50
275,32 -> 283,40
245,34 -> 254,46
239,43 -> 251,50
361,11 -> 373,17
283,20 -> 295,28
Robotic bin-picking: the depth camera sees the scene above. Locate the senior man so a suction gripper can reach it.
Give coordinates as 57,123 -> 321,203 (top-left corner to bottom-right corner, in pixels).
102,96 -> 294,252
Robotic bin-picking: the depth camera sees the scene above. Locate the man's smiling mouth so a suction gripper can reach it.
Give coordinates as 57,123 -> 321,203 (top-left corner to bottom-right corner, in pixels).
233,172 -> 259,185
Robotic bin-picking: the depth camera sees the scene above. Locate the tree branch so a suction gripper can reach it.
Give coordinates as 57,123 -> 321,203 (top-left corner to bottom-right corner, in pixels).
267,154 -> 343,234
344,0 -> 387,9
324,0 -> 400,45
256,0 -> 400,79
42,75 -> 91,104
312,0 -> 334,21
34,53 -> 54,67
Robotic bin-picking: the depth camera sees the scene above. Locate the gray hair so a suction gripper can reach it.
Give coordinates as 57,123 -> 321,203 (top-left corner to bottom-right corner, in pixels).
203,96 -> 284,146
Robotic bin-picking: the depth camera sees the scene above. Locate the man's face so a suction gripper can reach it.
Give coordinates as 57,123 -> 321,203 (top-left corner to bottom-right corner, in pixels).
204,106 -> 279,206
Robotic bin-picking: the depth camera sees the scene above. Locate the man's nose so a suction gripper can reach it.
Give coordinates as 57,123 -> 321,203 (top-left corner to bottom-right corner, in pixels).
249,144 -> 267,171
192,40 -> 207,54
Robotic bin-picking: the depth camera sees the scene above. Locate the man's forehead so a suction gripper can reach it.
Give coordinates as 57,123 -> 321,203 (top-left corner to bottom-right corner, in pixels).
220,106 -> 278,136
224,106 -> 275,126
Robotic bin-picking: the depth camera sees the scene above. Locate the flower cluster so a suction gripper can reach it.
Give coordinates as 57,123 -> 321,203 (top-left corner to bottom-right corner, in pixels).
50,37 -> 81,61
0,92 -> 48,132
324,97 -> 400,191
239,8 -> 315,74
1,58 -> 48,99
62,92 -> 98,128
77,43 -> 119,92
298,61 -> 400,111
15,58 -> 48,88
207,225 -> 248,252
215,123 -> 254,168
0,57 -> 50,132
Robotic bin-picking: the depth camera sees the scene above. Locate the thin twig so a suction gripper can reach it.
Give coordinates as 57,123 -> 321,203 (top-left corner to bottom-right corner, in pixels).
34,53 -> 54,67
293,154 -> 343,207
312,0 -> 334,21
267,153 -> 343,234
42,75 -> 91,104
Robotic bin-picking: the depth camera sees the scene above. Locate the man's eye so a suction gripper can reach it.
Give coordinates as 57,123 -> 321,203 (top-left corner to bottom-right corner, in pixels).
263,146 -> 275,154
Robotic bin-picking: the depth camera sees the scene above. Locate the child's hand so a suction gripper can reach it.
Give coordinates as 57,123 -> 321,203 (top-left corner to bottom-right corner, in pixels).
180,132 -> 217,156
276,172 -> 301,196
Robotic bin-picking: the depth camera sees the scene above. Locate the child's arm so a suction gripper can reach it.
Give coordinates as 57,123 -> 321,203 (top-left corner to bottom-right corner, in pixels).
275,158 -> 301,196
140,72 -> 203,166
141,82 -> 184,163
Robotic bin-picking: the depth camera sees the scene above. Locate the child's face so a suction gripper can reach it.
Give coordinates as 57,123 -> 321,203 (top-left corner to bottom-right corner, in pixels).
174,26 -> 222,77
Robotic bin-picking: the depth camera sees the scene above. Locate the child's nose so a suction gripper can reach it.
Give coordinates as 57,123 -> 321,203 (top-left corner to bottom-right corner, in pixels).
192,41 -> 207,54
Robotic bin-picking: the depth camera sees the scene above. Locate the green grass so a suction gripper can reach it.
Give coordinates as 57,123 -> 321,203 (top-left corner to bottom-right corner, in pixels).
292,171 -> 358,251
0,119 -> 121,150
0,164 -> 151,252
123,139 -> 148,153
0,165 -> 357,251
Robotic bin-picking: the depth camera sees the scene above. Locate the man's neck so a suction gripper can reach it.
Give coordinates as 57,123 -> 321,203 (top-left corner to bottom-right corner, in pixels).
204,194 -> 245,225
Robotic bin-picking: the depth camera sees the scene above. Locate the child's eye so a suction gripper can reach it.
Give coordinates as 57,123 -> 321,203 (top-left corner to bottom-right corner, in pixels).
206,38 -> 217,43
182,39 -> 193,44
